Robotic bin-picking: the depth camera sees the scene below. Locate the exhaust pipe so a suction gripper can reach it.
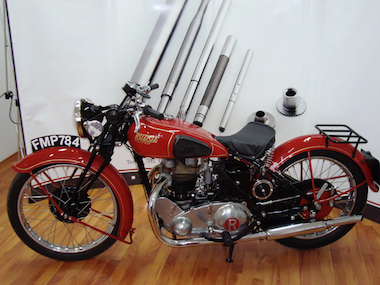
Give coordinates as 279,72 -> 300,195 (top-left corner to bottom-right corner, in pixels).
240,215 -> 363,242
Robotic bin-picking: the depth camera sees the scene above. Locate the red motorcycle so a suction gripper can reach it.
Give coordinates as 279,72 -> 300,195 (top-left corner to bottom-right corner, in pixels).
7,82 -> 380,262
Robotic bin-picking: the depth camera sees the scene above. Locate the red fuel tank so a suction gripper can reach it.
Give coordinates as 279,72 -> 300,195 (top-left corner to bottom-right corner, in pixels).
127,116 -> 228,159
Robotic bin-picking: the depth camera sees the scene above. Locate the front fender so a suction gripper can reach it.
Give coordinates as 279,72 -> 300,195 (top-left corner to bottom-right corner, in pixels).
13,147 -> 134,240
270,134 -> 378,192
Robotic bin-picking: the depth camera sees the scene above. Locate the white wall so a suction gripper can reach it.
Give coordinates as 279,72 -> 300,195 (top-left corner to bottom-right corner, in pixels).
0,3 -> 18,162
6,0 -> 380,204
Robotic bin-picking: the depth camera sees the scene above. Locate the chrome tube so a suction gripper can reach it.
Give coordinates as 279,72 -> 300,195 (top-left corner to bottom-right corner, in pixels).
193,35 -> 237,127
177,0 -> 232,120
157,0 -> 211,113
263,215 -> 363,241
219,49 -> 253,132
131,0 -> 187,85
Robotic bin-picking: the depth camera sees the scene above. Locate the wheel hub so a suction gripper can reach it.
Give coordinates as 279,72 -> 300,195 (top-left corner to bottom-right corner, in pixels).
300,187 -> 334,220
49,185 -> 91,223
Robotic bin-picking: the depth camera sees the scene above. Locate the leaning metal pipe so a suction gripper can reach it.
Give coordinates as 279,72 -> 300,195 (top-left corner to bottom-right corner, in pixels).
147,180 -> 363,247
157,0 -> 211,113
131,0 -> 187,85
177,0 -> 231,120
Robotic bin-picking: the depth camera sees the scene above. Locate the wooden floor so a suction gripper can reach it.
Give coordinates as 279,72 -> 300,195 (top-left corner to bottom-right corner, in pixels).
1,153 -> 380,285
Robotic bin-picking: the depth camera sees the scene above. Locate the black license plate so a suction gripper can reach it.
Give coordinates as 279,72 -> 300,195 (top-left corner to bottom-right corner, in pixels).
31,135 -> 81,152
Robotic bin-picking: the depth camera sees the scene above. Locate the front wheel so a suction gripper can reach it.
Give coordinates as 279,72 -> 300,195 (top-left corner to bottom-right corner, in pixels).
7,163 -> 121,261
276,150 -> 368,249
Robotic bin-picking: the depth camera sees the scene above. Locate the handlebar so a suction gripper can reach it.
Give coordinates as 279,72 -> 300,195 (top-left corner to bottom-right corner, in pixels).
143,105 -> 164,120
119,81 -> 163,132
122,82 -> 159,99
122,83 -> 136,96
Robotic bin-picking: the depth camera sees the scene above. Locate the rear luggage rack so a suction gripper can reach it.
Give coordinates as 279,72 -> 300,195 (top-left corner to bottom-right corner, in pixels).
315,124 -> 368,158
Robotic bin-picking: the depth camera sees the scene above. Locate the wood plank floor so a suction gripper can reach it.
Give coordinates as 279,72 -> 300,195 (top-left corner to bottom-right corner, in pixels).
1,153 -> 380,284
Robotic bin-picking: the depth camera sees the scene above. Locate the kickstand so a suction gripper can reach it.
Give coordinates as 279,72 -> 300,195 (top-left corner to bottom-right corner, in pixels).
226,243 -> 235,263
222,231 -> 235,263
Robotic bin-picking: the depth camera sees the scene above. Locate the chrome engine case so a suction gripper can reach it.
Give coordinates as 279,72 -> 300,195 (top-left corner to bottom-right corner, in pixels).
150,158 -> 252,239
155,197 -> 251,238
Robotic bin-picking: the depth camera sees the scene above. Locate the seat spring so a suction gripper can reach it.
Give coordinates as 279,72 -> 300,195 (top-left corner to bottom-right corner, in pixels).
262,146 -> 275,168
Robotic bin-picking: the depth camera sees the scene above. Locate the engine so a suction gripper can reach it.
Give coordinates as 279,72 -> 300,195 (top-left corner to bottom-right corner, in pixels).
157,158 -> 214,205
156,198 -> 251,237
152,158 -> 252,238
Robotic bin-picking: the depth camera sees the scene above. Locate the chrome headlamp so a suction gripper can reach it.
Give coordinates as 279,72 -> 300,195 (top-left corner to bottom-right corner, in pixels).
83,120 -> 103,137
74,99 -> 103,138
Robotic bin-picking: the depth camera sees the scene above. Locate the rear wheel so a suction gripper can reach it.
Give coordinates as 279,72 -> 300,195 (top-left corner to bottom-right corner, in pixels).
276,150 -> 367,249
7,163 -> 120,260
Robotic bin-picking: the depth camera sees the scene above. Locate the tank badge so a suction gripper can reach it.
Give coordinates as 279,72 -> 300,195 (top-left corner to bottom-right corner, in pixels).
134,133 -> 159,145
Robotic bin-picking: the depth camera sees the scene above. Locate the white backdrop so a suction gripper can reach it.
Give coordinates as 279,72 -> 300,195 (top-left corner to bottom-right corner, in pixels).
7,0 -> 380,206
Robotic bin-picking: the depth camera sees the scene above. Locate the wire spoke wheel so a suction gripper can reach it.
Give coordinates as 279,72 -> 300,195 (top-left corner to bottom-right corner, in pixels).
277,150 -> 367,249
8,163 -> 120,260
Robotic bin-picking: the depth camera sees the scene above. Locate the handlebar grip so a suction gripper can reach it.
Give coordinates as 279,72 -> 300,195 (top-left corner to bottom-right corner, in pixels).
149,83 -> 159,90
143,105 -> 164,120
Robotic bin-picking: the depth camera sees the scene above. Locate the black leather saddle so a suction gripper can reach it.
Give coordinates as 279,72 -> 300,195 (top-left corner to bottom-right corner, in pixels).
216,122 -> 275,158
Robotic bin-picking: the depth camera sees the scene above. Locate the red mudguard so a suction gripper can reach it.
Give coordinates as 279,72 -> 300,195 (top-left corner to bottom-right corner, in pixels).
270,134 -> 378,192
13,147 -> 134,240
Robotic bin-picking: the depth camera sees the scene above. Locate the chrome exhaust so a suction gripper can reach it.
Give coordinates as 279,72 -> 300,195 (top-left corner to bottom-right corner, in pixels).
240,215 -> 363,242
148,180 -> 363,247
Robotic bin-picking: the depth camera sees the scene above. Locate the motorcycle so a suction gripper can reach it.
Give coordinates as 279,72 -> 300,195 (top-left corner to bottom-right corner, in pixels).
7,81 -> 380,262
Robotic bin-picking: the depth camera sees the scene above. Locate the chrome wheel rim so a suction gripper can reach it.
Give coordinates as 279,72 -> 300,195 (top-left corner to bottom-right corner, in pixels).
281,155 -> 357,239
17,164 -> 118,253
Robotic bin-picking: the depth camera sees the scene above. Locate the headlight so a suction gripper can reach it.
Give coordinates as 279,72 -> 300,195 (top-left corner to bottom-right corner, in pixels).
74,99 -> 102,138
83,120 -> 104,137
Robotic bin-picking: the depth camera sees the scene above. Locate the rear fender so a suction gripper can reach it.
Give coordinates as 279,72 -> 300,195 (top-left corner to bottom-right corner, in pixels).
270,134 -> 378,192
13,147 -> 134,240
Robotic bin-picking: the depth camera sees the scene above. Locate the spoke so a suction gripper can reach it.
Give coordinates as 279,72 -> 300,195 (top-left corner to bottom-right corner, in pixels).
84,224 -> 105,239
33,219 -> 64,236
83,212 -> 114,229
69,166 -> 81,180
281,153 -> 359,240
90,208 -> 114,220
47,218 -> 59,245
23,196 -> 51,213
78,174 -> 95,193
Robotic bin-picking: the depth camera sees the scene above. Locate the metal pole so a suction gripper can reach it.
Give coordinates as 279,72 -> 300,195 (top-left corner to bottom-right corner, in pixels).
131,0 -> 187,85
193,35 -> 236,127
157,0 -> 211,113
219,49 -> 253,132
177,0 -> 231,120
4,0 -> 26,157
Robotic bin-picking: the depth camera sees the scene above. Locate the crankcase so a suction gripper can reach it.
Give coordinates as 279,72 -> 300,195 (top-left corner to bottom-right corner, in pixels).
155,197 -> 251,237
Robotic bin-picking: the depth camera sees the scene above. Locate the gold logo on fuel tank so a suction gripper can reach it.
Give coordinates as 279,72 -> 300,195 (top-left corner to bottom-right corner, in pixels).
134,133 -> 159,145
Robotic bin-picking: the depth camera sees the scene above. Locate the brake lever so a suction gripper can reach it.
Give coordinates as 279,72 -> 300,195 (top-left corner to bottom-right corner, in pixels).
133,110 -> 143,133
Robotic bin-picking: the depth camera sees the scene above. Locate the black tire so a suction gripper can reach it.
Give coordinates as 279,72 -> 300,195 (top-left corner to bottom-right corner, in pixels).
7,163 -> 121,261
276,150 -> 367,249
